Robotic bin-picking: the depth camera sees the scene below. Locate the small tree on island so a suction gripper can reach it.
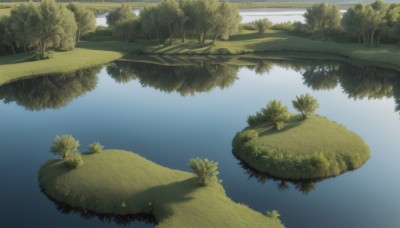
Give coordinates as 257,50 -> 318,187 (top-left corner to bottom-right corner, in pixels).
252,18 -> 273,34
50,135 -> 80,159
188,158 -> 220,186
292,93 -> 320,119
263,100 -> 290,130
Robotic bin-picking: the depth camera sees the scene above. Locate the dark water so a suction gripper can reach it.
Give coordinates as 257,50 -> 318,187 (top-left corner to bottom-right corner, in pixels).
1,56 -> 399,228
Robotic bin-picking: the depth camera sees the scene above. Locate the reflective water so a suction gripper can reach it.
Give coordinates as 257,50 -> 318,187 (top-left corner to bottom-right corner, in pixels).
1,56 -> 400,228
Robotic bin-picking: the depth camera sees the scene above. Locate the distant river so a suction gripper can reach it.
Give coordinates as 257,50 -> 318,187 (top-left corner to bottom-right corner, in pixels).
96,8 -> 346,26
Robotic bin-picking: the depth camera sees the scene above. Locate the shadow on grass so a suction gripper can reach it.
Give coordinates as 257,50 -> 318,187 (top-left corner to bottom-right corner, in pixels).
255,115 -> 305,137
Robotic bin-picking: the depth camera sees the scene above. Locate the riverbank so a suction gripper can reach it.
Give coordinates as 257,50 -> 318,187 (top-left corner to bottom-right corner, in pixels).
0,41 -> 145,85
39,149 -> 284,227
1,30 -> 399,85
232,115 -> 370,180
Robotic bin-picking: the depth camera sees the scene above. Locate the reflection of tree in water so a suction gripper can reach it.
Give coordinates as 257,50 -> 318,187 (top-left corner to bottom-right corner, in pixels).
245,59 -> 273,75
338,65 -> 398,100
0,67 -> 100,111
107,61 -> 238,96
42,189 -> 156,226
301,62 -> 339,90
237,159 -> 319,195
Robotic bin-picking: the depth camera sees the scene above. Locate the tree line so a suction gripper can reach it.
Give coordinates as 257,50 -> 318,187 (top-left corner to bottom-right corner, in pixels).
300,0 -> 400,45
108,0 -> 241,45
0,0 -> 95,56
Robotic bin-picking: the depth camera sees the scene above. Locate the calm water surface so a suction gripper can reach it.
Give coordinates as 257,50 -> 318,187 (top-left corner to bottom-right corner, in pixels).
0,57 -> 399,228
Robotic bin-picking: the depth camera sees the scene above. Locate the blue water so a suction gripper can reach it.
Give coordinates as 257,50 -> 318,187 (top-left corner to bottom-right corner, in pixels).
0,58 -> 399,227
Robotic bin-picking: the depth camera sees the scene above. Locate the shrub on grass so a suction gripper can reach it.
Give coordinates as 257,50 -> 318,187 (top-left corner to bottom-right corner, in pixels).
292,93 -> 319,119
31,51 -> 53,61
263,100 -> 290,130
64,152 -> 84,168
188,158 -> 220,186
88,142 -> 103,154
252,18 -> 273,34
265,210 -> 281,221
50,135 -> 80,159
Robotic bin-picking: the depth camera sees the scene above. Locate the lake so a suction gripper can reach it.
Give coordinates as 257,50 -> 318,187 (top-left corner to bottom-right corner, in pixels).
0,56 -> 399,228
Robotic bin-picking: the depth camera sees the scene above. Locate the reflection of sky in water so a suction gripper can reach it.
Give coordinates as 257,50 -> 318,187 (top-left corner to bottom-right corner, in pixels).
96,8 -> 346,26
0,62 -> 399,228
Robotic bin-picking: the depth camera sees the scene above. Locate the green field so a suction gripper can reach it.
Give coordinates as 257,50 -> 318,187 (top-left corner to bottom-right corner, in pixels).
232,115 -> 370,180
39,149 -> 284,228
1,30 -> 400,85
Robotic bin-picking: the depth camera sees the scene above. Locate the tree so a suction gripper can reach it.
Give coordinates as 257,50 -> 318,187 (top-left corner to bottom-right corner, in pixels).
252,18 -> 272,34
158,0 -> 182,45
140,5 -> 163,43
106,4 -> 136,27
188,158 -> 219,185
189,0 -> 220,44
342,2 -> 388,45
262,100 -> 290,130
8,2 -> 39,52
35,0 -> 77,53
50,135 -> 80,159
210,1 -> 241,43
292,93 -> 320,119
67,3 -> 96,41
304,3 -> 341,40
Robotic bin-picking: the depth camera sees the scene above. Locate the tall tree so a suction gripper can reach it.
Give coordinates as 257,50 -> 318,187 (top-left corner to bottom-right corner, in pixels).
106,4 -> 136,27
304,3 -> 341,40
158,0 -> 182,46
140,5 -> 163,43
67,3 -> 96,42
9,2 -> 39,52
36,0 -> 77,53
210,1 -> 241,44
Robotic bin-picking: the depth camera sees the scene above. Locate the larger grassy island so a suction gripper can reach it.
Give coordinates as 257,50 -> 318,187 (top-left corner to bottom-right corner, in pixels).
39,147 -> 284,227
232,96 -> 370,180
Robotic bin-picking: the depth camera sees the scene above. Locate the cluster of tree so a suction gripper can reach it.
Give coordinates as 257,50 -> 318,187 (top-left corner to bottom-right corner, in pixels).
301,0 -> 400,45
108,0 -> 241,44
0,0 -> 95,55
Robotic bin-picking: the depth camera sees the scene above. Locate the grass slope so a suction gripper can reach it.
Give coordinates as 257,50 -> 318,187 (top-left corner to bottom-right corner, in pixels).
138,30 -> 400,71
233,115 -> 370,180
0,41 -> 143,86
39,150 -> 283,228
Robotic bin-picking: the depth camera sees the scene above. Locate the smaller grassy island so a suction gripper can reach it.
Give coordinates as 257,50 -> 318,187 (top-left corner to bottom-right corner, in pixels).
232,95 -> 370,180
39,135 -> 284,228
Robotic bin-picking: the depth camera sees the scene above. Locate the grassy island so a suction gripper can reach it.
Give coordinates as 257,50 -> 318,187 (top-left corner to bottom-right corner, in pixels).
39,149 -> 284,228
232,115 -> 370,180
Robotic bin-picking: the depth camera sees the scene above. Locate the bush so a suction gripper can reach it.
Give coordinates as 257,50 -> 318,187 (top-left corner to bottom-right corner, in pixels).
64,152 -> 84,168
232,130 -> 259,154
271,21 -> 295,31
88,142 -> 104,154
31,51 -> 53,61
262,100 -> 290,130
252,18 -> 273,34
241,22 -> 256,31
265,210 -> 281,221
50,135 -> 80,159
188,158 -> 220,186
292,93 -> 319,119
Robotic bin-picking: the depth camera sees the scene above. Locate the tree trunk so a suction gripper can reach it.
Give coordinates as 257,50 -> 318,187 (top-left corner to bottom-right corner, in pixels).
77,30 -> 81,42
197,30 -> 201,44
202,31 -> 207,44
370,30 -> 375,45
181,30 -> 185,43
211,33 -> 217,44
169,26 -> 173,46
156,31 -> 160,44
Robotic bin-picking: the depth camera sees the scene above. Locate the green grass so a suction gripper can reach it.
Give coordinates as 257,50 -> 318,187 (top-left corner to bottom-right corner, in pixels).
1,30 -> 400,85
137,30 -> 400,71
232,115 -> 370,180
39,149 -> 284,228
0,41 -> 148,86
